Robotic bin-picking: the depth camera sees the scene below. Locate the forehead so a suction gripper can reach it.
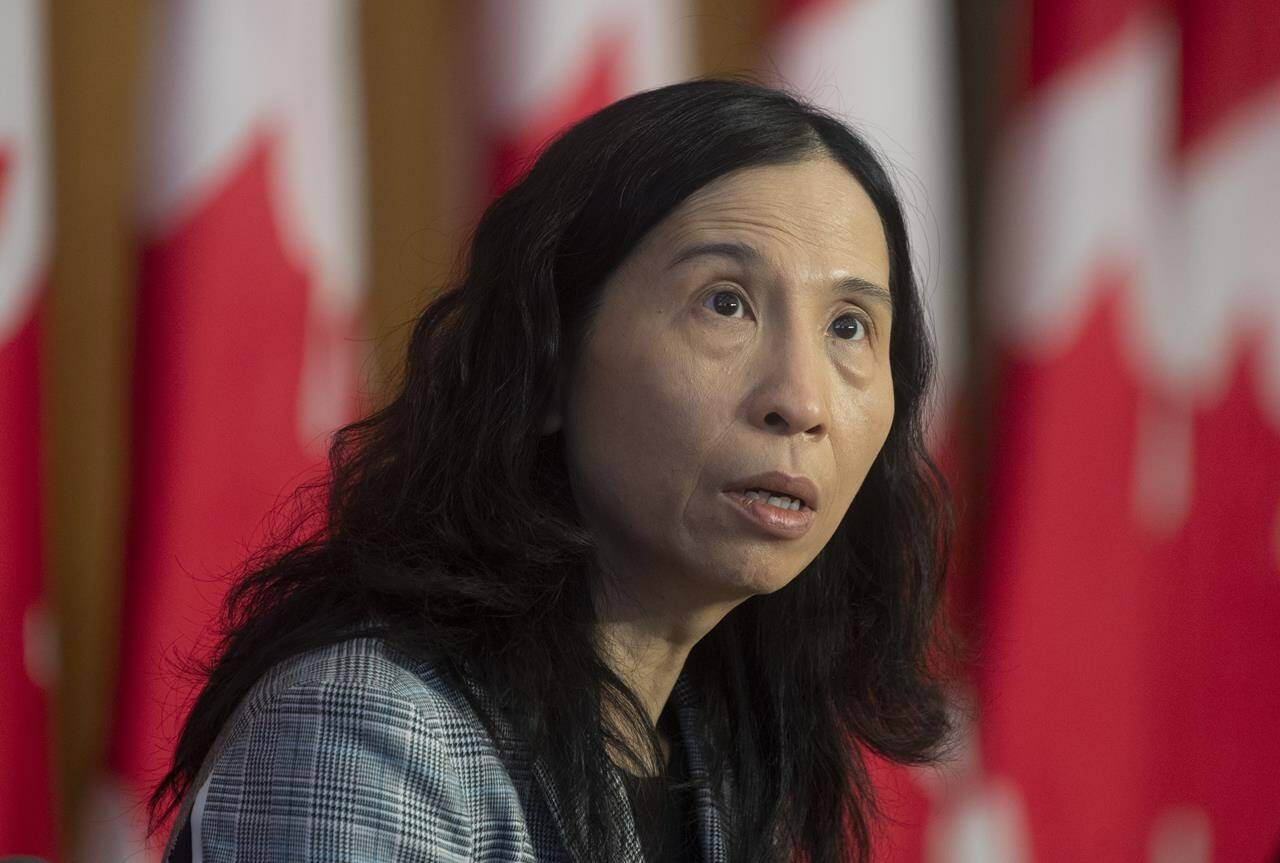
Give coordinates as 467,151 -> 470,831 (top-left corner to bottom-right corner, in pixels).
642,156 -> 889,277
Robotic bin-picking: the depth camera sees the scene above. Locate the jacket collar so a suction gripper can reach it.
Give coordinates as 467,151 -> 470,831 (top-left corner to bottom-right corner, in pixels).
458,663 -> 729,863
666,666 -> 731,863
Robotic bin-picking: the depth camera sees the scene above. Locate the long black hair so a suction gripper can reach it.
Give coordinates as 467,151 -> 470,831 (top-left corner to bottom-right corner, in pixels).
150,76 -> 965,863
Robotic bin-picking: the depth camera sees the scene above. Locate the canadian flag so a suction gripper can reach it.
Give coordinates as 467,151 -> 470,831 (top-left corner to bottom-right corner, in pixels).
0,0 -> 56,857
979,0 -> 1280,861
763,2 -> 973,860
474,0 -> 694,199
1151,0 -> 1280,858
91,1 -> 368,856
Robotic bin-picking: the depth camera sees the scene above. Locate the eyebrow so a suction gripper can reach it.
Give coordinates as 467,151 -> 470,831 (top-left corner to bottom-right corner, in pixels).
665,240 -> 893,313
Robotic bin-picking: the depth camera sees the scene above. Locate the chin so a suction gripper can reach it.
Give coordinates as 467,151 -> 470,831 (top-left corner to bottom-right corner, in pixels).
704,555 -> 803,598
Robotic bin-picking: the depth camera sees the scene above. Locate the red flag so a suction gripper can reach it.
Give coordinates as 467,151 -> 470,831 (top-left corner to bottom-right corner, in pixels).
0,1 -> 56,856
980,0 -> 1280,859
475,0 -> 694,198
980,2 -> 1177,859
1155,1 -> 1280,859
90,1 -> 368,855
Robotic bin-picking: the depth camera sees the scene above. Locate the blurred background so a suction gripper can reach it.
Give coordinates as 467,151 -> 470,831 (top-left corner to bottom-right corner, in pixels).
2,0 -> 1278,860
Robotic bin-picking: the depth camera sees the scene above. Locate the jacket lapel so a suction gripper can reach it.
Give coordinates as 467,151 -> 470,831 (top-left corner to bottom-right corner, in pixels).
669,667 -> 730,863
455,664 -> 728,863
530,746 -> 646,863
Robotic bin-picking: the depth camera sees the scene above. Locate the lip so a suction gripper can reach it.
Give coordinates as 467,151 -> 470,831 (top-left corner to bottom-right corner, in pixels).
722,490 -> 817,539
723,471 -> 820,512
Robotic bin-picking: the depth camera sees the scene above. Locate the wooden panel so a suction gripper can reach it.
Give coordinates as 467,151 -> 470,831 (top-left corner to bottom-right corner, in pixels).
693,0 -> 769,77
46,0 -> 146,851
360,0 -> 470,405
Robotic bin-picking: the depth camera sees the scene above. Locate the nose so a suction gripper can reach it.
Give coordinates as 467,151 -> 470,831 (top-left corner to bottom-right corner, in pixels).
745,336 -> 831,440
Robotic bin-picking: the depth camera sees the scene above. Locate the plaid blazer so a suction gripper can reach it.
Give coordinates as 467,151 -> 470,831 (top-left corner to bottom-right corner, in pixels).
162,636 -> 733,862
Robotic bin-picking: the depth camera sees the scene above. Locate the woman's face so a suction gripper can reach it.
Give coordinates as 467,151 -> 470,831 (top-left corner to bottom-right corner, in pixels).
549,155 -> 895,606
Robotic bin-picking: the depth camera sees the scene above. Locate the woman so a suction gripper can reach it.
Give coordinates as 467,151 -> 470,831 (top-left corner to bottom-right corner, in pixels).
153,77 -> 963,863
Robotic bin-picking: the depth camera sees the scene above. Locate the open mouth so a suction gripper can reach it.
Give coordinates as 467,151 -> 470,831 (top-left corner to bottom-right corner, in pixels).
722,489 -> 817,539
737,487 -> 811,512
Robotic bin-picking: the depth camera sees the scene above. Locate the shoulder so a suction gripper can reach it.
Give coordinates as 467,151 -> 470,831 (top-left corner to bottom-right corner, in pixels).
233,635 -> 468,733
177,637 -> 527,863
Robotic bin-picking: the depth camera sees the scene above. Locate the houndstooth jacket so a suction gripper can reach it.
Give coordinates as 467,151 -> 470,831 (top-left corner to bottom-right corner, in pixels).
162,636 -> 733,862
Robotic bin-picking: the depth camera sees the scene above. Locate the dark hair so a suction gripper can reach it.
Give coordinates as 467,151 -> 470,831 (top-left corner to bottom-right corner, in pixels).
151,76 -> 965,863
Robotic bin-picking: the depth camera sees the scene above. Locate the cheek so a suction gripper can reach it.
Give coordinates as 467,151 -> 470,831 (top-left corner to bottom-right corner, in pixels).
872,376 -> 896,449
565,338 -> 719,518
835,377 -> 896,493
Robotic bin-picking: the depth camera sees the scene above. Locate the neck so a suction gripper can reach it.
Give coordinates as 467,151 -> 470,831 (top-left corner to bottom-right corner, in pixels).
589,559 -> 744,776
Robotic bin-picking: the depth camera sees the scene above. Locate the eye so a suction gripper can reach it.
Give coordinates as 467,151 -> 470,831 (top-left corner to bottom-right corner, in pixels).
832,312 -> 870,341
703,289 -> 749,319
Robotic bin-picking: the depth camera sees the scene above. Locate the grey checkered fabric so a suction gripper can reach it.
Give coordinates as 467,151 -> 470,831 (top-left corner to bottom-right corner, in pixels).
162,637 -> 731,862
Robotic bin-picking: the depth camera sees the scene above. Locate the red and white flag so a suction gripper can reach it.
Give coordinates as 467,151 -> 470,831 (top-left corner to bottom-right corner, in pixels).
1153,1 -> 1280,859
763,2 -> 974,859
474,0 -> 694,198
92,1 -> 368,855
980,3 -> 1177,857
0,0 -> 56,856
979,0 -> 1280,860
